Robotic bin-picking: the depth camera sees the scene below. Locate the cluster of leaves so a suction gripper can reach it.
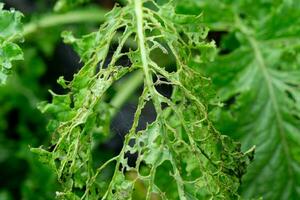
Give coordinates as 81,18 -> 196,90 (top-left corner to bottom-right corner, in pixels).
0,4 -> 60,200
0,2 -> 103,199
0,3 -> 23,84
32,0 -> 253,199
176,0 -> 300,199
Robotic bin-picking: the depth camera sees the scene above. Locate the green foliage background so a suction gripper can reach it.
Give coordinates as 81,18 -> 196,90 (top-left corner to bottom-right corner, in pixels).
0,0 -> 299,199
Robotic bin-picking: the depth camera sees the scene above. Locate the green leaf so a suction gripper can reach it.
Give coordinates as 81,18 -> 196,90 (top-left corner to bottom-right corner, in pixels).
0,4 -> 23,84
190,0 -> 300,199
34,0 -> 253,199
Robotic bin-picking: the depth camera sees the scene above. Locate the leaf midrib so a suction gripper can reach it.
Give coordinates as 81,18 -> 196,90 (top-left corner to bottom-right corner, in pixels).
133,1 -> 187,200
234,15 -> 295,197
248,36 -> 294,185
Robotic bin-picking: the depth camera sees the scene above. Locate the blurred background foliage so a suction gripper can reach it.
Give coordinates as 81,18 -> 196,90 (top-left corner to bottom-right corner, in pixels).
0,1 -> 112,199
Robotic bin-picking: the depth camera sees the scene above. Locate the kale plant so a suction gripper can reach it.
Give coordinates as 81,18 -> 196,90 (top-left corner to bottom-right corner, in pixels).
9,0 -> 300,199
31,0 -> 252,199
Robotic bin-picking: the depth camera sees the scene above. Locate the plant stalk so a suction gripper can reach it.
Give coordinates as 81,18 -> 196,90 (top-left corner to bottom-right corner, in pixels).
23,8 -> 108,37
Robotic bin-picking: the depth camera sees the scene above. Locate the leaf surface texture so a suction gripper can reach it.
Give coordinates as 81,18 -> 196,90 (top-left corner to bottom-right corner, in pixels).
33,0 -> 253,199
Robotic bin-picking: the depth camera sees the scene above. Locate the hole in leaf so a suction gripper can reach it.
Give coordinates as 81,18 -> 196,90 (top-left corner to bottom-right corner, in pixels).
153,76 -> 173,99
124,151 -> 138,168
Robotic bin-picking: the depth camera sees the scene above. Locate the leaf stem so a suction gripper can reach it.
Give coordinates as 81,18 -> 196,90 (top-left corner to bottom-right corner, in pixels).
134,1 -> 153,93
23,8 -> 108,37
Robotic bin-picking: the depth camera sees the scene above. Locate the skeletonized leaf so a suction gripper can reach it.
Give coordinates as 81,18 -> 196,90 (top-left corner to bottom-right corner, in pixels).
33,1 -> 253,199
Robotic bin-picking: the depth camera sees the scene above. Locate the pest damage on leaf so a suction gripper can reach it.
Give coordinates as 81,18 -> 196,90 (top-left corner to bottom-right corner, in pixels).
1,0 -> 299,200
